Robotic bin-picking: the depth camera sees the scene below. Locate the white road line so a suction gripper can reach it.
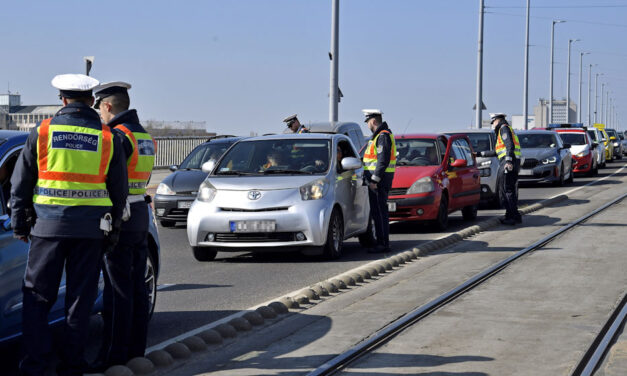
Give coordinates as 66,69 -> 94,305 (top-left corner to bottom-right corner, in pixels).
157,284 -> 175,291
146,162 -> 627,353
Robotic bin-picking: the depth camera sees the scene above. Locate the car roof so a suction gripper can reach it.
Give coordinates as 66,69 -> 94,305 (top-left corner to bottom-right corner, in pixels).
518,130 -> 557,134
307,121 -> 362,133
201,136 -> 243,145
396,133 -> 440,139
446,129 -> 494,134
246,133 -> 339,141
555,128 -> 585,133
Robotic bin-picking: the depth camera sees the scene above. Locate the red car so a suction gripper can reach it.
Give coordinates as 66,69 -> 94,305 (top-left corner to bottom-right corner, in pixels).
388,133 -> 481,230
554,128 -> 597,176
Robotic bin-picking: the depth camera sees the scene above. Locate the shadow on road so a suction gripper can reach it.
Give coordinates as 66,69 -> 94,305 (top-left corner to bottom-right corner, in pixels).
158,283 -> 231,291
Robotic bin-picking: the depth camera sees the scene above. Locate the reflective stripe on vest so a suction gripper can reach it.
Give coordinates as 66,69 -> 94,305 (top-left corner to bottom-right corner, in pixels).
115,125 -> 156,195
34,118 -> 113,206
362,130 -> 397,173
495,125 -> 522,160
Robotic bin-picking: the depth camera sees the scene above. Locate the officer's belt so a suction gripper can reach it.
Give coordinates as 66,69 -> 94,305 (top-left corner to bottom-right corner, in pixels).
129,182 -> 147,189
35,186 -> 110,199
128,194 -> 146,204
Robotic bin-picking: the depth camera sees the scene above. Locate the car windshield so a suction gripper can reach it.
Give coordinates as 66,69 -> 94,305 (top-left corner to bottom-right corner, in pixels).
179,142 -> 233,169
396,138 -> 440,166
606,129 -> 617,138
559,133 -> 586,146
519,134 -> 558,148
215,139 -> 331,175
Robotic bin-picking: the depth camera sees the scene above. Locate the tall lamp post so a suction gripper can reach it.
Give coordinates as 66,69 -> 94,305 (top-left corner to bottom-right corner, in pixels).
587,64 -> 594,126
601,83 -> 605,124
522,0 -> 531,129
475,0 -> 485,129
329,0 -> 339,123
566,39 -> 580,122
577,51 -> 589,123
594,73 -> 603,123
549,20 -> 566,124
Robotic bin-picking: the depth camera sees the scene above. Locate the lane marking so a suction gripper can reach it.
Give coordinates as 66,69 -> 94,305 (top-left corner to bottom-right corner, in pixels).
146,162 -> 627,353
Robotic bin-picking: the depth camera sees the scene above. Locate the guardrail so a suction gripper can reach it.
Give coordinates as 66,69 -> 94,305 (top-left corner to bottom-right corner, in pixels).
154,137 -> 207,169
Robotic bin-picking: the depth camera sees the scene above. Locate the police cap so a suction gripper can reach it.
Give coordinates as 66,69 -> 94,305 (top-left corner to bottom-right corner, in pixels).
362,109 -> 383,123
283,114 -> 298,127
489,112 -> 506,121
52,74 -> 99,99
93,81 -> 132,108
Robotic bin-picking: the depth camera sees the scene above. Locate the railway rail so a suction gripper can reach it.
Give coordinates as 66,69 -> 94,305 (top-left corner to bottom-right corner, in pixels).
308,192 -> 627,376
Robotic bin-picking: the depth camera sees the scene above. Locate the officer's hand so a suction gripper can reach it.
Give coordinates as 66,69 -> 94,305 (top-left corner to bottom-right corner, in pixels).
369,182 -> 378,191
14,234 -> 29,243
315,159 -> 325,167
505,162 -> 514,171
104,228 -> 121,255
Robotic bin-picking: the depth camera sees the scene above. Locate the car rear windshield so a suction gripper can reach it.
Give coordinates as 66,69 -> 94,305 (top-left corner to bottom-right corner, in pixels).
215,139 -> 331,175
179,142 -> 233,169
587,130 -> 598,141
519,134 -> 558,149
606,129 -> 617,138
559,133 -> 586,146
396,138 -> 440,166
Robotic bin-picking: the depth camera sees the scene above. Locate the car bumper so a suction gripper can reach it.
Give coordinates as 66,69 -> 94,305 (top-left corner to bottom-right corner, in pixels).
187,195 -> 333,249
154,194 -> 196,222
572,154 -> 593,173
518,164 -> 560,183
388,193 -> 438,221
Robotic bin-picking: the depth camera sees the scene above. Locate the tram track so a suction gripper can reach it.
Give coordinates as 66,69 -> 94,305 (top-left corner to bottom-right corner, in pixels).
308,191 -> 627,376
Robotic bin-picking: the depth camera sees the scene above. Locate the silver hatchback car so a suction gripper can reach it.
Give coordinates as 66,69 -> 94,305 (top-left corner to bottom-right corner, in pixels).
187,134 -> 373,260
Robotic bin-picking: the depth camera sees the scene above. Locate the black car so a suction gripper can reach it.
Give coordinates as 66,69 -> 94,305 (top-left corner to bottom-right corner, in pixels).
154,136 -> 242,227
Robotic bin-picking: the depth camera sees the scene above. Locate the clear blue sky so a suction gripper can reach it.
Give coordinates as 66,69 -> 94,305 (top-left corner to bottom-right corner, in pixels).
2,0 -> 626,134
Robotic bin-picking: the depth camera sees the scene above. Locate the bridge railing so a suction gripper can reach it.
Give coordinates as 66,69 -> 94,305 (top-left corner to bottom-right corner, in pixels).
154,137 -> 207,169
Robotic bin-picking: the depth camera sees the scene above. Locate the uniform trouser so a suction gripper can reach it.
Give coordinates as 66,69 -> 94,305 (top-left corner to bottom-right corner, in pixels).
368,178 -> 392,248
498,159 -> 522,221
20,236 -> 102,376
99,230 -> 149,365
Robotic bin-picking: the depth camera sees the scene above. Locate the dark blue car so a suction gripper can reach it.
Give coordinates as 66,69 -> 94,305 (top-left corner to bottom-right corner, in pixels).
0,130 -> 161,343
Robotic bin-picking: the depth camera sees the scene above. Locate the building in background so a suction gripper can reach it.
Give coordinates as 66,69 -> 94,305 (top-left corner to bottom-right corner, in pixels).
0,93 -> 61,130
511,115 -> 536,130
534,99 -> 577,128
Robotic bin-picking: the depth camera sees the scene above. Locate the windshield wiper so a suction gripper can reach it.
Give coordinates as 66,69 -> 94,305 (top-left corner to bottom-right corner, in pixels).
215,171 -> 255,176
262,169 -> 314,175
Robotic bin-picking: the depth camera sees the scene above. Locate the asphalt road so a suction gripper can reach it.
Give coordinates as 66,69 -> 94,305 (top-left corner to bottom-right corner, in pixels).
147,160 -> 627,348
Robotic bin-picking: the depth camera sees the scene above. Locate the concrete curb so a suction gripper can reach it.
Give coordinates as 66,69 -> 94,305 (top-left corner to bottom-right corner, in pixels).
102,194 -> 569,375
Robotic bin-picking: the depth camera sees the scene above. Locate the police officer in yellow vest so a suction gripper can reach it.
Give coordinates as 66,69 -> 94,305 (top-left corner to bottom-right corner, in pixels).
283,114 -> 309,134
362,109 -> 396,253
491,112 -> 522,225
10,74 -> 128,376
90,81 -> 156,370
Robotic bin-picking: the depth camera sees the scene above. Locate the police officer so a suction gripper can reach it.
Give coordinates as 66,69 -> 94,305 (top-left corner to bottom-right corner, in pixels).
362,109 -> 396,253
11,74 -> 128,376
490,112 -> 522,225
91,82 -> 156,369
283,114 -> 309,134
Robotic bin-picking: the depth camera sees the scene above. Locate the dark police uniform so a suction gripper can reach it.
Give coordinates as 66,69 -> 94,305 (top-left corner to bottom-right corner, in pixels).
97,108 -> 154,366
11,101 -> 127,376
363,121 -> 396,251
495,120 -> 522,224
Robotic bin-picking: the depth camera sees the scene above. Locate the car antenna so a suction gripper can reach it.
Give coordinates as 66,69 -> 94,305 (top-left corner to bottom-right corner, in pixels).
402,118 -> 413,134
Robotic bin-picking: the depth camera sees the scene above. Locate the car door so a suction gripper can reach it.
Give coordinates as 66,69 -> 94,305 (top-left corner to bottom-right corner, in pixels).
450,137 -> 479,208
442,136 -> 466,210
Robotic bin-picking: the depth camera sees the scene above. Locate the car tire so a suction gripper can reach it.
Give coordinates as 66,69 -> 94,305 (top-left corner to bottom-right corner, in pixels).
145,252 -> 158,320
589,162 -> 597,177
432,195 -> 449,232
462,204 -> 478,221
358,216 -> 378,248
192,246 -> 218,262
553,165 -> 565,187
323,209 -> 344,260
566,166 -> 574,184
160,220 -> 176,228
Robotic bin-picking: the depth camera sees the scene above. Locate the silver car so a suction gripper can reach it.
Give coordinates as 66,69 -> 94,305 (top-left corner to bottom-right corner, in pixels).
187,134 -> 372,261
586,128 -> 606,169
447,129 -> 500,207
517,130 -> 574,186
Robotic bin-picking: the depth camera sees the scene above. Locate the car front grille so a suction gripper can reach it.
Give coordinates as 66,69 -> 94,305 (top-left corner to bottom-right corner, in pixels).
219,207 -> 290,212
214,232 -> 298,242
389,188 -> 408,196
522,158 -> 538,169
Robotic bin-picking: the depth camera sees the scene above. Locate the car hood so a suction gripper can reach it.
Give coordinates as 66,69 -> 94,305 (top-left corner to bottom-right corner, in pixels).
570,144 -> 589,155
162,170 -> 208,193
520,148 -> 557,161
392,165 -> 440,188
207,175 -> 327,190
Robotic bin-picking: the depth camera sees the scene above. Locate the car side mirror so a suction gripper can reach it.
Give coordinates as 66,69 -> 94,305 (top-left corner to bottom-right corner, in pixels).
479,150 -> 497,158
201,160 -> 216,174
341,157 -> 362,170
592,141 -> 598,147
610,136 -> 617,141
450,159 -> 467,168
169,165 -> 178,172
602,138 -> 607,142
562,143 -> 572,149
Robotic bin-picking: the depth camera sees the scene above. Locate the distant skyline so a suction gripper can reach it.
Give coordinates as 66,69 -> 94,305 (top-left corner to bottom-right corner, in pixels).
2,0 -> 626,134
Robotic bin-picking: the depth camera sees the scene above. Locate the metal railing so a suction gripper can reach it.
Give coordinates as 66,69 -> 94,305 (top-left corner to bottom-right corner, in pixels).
154,137 -> 207,168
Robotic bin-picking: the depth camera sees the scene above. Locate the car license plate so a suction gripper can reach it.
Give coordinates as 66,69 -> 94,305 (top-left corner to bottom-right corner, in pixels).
519,169 -> 533,176
387,202 -> 396,212
177,201 -> 193,209
230,220 -> 276,233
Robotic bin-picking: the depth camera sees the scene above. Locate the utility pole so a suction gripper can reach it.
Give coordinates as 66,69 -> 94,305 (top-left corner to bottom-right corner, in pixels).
549,20 -> 565,124
594,73 -> 603,123
578,52 -> 588,123
601,83 -> 605,124
475,0 -> 484,129
587,64 -> 592,125
566,39 -> 579,122
329,0 -> 339,123
522,0 -> 531,129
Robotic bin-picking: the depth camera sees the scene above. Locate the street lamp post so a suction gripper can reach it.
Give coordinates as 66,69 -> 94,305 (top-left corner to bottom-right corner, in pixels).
329,0 -> 339,123
587,64 -> 593,125
566,39 -> 579,122
594,73 -> 603,123
522,0 -> 531,129
475,0 -> 485,129
601,83 -> 605,124
549,20 -> 565,124
578,51 -> 588,123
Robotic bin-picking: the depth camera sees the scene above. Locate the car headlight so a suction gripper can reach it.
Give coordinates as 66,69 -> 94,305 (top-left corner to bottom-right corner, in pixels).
407,176 -> 435,194
480,160 -> 492,167
300,178 -> 329,200
156,183 -> 175,195
197,181 -> 217,202
575,151 -> 589,158
614,142 -> 619,147
541,156 -> 557,165
479,167 -> 491,177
